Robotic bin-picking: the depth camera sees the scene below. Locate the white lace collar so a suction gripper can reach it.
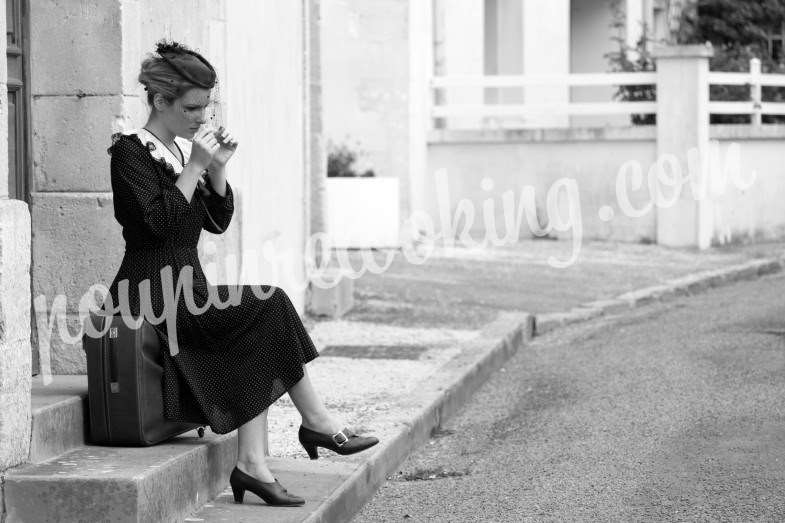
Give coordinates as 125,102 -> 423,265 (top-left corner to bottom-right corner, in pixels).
122,128 -> 192,175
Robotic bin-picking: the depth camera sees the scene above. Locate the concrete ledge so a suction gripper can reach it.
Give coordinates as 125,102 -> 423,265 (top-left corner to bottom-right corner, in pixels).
617,284 -> 676,306
711,124 -> 785,141
533,312 -> 570,335
534,256 -> 785,340
652,43 -> 714,59
567,306 -> 605,322
534,306 -> 608,336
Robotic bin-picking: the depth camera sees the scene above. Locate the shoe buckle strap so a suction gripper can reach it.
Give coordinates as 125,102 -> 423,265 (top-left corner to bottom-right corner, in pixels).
332,430 -> 350,447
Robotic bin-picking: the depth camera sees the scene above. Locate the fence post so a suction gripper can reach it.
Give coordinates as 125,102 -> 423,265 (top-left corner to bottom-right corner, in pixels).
652,43 -> 714,249
750,57 -> 762,126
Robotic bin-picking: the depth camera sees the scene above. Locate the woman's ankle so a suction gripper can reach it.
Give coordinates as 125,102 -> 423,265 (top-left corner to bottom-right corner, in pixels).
301,413 -> 344,435
236,459 -> 275,482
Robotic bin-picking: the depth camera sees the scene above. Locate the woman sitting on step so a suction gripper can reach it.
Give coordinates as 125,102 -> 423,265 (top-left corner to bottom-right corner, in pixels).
104,39 -> 379,507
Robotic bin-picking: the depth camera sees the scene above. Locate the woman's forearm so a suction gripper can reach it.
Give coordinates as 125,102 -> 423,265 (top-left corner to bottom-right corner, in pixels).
207,163 -> 227,197
175,163 -> 204,203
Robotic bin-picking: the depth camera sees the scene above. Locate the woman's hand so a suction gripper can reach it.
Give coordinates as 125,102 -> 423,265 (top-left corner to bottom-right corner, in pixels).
189,127 -> 220,171
209,126 -> 239,168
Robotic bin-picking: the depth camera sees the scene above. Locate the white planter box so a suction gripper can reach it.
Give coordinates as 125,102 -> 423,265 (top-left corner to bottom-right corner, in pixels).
325,177 -> 400,248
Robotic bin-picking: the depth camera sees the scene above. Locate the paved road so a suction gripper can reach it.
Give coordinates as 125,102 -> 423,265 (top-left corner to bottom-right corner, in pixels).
354,272 -> 785,522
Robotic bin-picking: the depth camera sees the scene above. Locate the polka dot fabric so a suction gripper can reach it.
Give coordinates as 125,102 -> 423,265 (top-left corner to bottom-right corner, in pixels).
102,133 -> 319,435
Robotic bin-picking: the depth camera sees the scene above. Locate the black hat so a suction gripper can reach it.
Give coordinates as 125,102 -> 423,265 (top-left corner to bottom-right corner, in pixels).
156,40 -> 216,89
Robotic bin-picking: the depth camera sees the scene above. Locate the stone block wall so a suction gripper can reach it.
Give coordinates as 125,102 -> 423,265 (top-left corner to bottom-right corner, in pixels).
28,0 -> 237,375
0,0 -> 34,511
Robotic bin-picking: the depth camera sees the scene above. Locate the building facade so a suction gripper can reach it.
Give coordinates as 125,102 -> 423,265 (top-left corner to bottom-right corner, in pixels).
0,0 -> 324,506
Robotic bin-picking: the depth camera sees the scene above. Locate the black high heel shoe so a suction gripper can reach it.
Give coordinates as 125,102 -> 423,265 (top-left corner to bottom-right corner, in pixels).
298,425 -> 379,460
229,466 -> 305,506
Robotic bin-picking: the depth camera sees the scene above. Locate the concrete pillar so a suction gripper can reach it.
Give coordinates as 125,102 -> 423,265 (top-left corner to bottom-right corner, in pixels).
0,0 -> 33,479
653,44 -> 713,248
521,0 -> 570,127
439,0 -> 484,129
306,0 -> 327,266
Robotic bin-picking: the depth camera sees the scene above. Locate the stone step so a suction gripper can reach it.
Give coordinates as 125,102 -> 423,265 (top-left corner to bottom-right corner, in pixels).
185,458 -> 357,522
5,429 -> 237,523
29,374 -> 89,463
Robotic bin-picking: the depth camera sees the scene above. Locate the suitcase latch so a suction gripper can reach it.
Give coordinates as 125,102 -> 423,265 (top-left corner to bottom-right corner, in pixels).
109,327 -> 118,338
110,382 -> 120,393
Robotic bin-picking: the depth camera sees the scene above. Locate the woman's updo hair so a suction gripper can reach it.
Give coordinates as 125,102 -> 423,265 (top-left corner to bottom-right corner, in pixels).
138,39 -> 217,107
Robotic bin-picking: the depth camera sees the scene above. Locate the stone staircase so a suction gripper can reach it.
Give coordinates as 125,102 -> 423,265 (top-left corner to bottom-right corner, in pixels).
3,375 -> 237,522
4,375 -> 358,522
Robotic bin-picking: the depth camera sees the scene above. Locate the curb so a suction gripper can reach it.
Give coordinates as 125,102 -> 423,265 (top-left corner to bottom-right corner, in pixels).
533,255 -> 785,336
303,312 -> 534,523
303,253 -> 784,522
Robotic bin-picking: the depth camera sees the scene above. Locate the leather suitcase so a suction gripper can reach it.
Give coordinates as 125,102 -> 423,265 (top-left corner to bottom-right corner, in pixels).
83,311 -> 207,445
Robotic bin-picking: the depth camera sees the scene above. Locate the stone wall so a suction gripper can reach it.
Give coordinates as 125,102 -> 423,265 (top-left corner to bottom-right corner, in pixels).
29,0 -> 126,375
28,0 -> 237,375
426,127 -> 659,244
0,0 -> 33,507
710,128 -> 785,244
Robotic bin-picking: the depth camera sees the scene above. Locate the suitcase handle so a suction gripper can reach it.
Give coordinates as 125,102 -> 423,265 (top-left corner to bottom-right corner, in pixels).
109,326 -> 120,393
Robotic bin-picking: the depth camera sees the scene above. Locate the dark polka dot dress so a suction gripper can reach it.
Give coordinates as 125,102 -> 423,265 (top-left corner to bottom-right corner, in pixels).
102,131 -> 319,435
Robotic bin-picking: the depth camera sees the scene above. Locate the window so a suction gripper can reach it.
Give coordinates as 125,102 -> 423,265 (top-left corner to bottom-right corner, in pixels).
767,22 -> 785,65
6,0 -> 29,202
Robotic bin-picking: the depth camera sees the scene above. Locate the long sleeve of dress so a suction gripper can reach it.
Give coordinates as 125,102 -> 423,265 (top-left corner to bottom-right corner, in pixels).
201,175 -> 235,234
110,137 -> 194,241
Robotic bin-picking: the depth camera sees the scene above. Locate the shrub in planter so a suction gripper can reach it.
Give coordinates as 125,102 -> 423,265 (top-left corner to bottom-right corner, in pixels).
327,142 -> 375,177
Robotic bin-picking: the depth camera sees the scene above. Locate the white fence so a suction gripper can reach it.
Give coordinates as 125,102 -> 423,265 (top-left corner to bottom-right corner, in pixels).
429,58 -> 785,128
708,58 -> 785,124
430,72 -> 655,122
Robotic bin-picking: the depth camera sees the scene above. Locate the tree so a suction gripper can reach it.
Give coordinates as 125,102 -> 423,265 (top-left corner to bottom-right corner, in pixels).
678,0 -> 785,122
608,0 -> 785,124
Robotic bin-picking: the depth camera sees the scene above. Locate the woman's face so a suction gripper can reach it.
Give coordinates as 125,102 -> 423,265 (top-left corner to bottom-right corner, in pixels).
154,87 -> 212,139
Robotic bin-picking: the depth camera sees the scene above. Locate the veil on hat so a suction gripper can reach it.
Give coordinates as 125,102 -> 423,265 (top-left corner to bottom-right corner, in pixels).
156,40 -> 217,89
152,40 -> 224,127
